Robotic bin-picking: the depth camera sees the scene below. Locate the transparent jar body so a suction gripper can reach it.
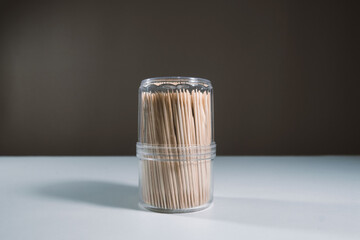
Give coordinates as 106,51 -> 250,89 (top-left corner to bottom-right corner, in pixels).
137,77 -> 216,213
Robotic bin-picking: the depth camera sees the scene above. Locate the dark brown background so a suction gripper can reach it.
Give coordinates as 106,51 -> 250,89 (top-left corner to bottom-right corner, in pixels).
0,0 -> 359,155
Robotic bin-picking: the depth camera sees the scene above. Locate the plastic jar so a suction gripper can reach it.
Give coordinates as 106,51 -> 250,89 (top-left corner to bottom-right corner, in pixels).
137,77 -> 216,213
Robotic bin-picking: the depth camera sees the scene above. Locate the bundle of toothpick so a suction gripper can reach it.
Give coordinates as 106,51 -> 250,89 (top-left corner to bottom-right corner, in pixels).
140,87 -> 212,209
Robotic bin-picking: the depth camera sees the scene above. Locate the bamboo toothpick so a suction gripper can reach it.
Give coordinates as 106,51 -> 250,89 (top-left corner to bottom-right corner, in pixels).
140,86 -> 212,210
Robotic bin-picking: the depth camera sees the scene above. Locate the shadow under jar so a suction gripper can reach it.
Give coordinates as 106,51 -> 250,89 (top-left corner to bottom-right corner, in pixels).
137,77 -> 216,213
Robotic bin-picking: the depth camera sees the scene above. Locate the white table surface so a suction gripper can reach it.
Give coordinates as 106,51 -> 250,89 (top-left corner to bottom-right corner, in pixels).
1,156 -> 359,240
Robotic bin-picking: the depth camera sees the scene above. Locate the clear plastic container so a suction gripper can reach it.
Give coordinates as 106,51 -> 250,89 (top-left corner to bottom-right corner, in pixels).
137,77 -> 216,213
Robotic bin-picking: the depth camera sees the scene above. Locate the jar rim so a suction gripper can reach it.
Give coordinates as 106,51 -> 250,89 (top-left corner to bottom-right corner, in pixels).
141,76 -> 211,86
